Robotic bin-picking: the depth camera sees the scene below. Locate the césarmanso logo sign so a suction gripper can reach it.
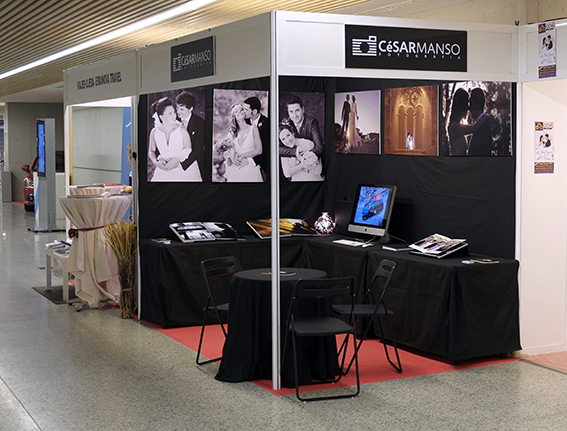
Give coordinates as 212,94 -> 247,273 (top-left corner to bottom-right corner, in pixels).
171,36 -> 214,82
346,25 -> 467,72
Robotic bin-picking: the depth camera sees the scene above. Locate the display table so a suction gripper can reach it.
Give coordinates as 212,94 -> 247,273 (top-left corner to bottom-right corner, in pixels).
215,267 -> 338,388
366,248 -> 521,361
300,236 -> 521,361
59,195 -> 131,308
139,234 -> 521,362
139,237 -> 305,327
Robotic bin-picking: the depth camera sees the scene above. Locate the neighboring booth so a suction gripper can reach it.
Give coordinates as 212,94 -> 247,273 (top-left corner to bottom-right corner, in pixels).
63,52 -> 137,308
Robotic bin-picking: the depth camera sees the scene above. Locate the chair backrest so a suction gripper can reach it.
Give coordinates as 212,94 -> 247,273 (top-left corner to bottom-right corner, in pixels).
293,276 -> 356,300
201,256 -> 243,280
286,276 -> 356,329
201,256 -> 243,303
368,259 -> 396,304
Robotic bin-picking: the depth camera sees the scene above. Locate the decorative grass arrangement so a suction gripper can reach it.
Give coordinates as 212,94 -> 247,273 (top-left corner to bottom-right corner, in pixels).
104,221 -> 137,319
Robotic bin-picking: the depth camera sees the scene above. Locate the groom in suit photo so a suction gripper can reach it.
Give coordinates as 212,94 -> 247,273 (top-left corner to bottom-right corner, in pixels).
280,95 -> 324,158
176,91 -> 205,178
243,96 -> 269,181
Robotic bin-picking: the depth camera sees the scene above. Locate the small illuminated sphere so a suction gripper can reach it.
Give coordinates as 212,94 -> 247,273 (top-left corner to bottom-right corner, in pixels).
314,212 -> 335,234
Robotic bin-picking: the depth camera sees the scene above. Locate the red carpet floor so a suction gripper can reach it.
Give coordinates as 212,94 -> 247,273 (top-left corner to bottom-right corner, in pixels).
143,321 -> 519,396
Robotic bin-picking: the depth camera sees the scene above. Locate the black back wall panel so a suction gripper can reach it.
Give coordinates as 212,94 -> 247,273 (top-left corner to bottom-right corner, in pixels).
137,76 -> 515,259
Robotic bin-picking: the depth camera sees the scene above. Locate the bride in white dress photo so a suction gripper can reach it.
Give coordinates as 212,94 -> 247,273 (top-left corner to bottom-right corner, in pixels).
148,97 -> 202,182
219,103 -> 263,183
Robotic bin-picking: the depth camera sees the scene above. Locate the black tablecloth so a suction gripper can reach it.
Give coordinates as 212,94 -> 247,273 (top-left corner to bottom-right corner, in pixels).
301,236 -> 521,361
215,267 -> 338,388
140,234 -> 521,362
367,249 -> 521,360
139,236 -> 304,327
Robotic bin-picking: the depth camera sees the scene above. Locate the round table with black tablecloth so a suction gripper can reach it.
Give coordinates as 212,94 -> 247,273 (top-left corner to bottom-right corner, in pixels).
215,267 -> 339,388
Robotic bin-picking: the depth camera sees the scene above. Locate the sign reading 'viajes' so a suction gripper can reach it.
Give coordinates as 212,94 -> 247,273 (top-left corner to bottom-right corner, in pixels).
345,25 -> 467,72
171,36 -> 215,82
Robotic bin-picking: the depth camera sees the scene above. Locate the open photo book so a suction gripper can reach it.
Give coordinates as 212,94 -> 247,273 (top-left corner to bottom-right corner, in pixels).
246,218 -> 319,239
169,222 -> 244,243
409,233 -> 468,258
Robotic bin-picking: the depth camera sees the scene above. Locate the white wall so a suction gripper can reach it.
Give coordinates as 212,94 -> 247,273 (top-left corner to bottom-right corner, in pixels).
520,80 -> 567,354
71,106 -> 123,185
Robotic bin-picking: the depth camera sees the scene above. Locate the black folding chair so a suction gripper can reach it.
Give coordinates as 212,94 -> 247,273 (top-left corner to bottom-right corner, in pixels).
333,259 -> 402,374
282,276 -> 360,402
197,256 -> 242,365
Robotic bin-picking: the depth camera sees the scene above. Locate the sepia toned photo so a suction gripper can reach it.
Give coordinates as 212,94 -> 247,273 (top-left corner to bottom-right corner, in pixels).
146,87 -> 205,182
212,89 -> 269,183
383,86 -> 438,156
334,90 -> 381,155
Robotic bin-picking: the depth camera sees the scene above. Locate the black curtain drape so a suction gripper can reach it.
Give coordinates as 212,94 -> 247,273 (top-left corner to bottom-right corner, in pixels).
138,76 -> 515,258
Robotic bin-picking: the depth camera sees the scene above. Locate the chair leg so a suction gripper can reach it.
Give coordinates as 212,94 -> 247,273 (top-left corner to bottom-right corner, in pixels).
373,314 -> 402,373
196,298 -> 224,366
293,332 -> 359,402
342,315 -> 374,375
381,313 -> 402,373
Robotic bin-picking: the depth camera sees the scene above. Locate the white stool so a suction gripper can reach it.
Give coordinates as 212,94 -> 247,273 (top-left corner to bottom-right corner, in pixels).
45,248 -> 72,302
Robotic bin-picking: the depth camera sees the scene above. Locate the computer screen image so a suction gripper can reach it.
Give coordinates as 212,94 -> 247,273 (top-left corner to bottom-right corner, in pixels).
348,184 -> 397,240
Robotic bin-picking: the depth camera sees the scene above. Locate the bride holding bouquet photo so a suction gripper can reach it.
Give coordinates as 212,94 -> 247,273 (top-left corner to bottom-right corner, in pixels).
215,103 -> 263,182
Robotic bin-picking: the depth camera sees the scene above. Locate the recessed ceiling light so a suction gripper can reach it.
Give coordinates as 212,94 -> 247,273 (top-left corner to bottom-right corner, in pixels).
0,0 -> 219,81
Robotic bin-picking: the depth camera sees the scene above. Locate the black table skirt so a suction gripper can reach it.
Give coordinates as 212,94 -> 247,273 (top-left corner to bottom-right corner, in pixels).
300,236 -> 521,361
139,234 -> 521,362
139,236 -> 304,328
215,268 -> 338,388
366,249 -> 521,360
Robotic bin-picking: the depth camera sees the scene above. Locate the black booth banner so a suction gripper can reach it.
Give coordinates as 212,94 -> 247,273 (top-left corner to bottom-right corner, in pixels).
212,89 -> 269,183
442,81 -> 512,157
146,87 -> 206,182
279,91 -> 325,182
345,25 -> 467,72
383,86 -> 439,156
170,36 -> 214,82
334,90 -> 381,155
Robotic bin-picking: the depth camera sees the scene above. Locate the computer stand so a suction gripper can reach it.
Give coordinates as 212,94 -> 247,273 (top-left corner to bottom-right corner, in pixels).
354,233 -> 390,244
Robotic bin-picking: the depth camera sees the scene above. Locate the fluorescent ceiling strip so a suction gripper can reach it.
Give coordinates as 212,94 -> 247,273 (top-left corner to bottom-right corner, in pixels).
0,0 -> 218,81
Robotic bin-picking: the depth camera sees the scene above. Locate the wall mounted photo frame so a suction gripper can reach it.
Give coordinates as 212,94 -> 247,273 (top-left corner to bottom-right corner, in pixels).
383,85 -> 438,156
212,88 -> 269,183
146,87 -> 206,182
442,81 -> 512,157
334,90 -> 381,155
278,91 -> 325,182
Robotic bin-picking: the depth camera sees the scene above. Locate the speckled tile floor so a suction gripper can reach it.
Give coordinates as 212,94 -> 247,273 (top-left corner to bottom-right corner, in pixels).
1,202 -> 567,431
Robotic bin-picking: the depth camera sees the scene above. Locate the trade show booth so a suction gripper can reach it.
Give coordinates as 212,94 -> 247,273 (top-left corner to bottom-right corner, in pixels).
62,11 -> 567,389
63,52 -> 137,308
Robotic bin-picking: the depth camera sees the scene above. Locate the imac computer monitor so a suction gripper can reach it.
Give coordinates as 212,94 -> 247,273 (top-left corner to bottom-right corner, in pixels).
348,184 -> 397,240
37,120 -> 46,177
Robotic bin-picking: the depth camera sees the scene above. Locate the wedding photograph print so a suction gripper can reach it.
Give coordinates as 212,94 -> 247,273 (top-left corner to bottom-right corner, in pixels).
212,88 -> 269,183
442,81 -> 512,157
383,85 -> 438,156
146,87 -> 206,182
278,91 -> 325,182
334,90 -> 381,155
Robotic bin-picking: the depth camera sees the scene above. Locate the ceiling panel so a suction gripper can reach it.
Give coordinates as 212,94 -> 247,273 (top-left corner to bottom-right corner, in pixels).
0,0 -> 456,102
